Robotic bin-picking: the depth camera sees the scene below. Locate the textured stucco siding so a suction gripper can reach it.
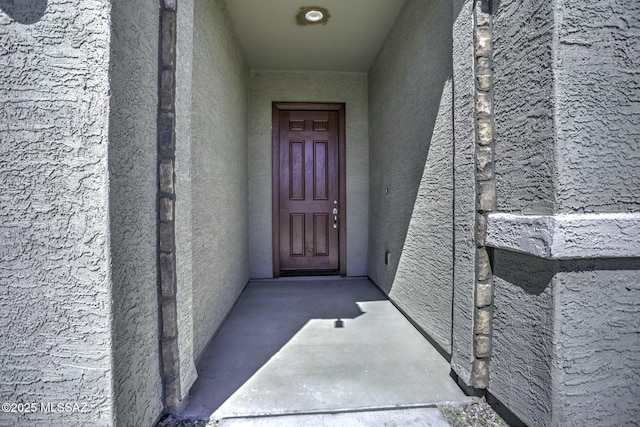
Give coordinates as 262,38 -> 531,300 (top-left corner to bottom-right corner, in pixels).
189,0 -> 250,359
492,0 -> 556,214
491,255 -> 640,427
552,260 -> 640,426
0,2 -> 114,426
548,5 -> 640,414
487,212 -> 640,260
175,0 -> 198,399
490,251 -> 555,427
489,1 -> 640,424
248,71 -> 369,279
451,0 -> 476,383
367,0 -> 454,354
554,0 -> 640,213
489,0 -> 558,420
108,0 -> 163,425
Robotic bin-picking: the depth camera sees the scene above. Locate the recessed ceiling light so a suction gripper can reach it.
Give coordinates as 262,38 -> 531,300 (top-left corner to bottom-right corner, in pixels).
296,6 -> 330,26
305,10 -> 324,22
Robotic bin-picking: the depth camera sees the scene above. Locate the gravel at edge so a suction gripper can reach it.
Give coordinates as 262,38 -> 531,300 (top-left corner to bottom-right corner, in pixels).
439,401 -> 509,427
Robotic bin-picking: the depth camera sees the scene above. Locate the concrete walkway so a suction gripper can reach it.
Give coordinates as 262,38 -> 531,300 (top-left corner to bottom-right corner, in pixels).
180,277 -> 474,425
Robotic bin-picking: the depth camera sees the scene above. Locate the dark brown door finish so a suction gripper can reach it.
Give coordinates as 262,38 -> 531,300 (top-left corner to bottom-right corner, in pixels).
272,103 -> 346,277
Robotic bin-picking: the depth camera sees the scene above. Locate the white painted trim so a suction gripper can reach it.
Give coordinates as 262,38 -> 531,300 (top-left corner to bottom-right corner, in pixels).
486,213 -> 640,259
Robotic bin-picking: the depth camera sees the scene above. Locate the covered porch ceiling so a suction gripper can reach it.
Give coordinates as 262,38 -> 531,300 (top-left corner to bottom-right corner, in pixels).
226,0 -> 407,72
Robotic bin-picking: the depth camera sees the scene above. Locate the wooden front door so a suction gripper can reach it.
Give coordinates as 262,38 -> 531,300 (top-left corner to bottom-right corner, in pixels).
272,103 -> 346,277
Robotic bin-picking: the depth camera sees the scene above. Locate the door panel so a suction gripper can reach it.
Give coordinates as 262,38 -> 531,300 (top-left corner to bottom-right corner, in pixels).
314,213 -> 329,256
314,141 -> 328,200
289,141 -> 305,200
276,108 -> 340,274
290,213 -> 305,257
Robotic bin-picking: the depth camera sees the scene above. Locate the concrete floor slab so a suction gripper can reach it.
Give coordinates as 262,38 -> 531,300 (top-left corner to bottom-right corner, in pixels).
218,407 -> 451,427
180,278 -> 472,423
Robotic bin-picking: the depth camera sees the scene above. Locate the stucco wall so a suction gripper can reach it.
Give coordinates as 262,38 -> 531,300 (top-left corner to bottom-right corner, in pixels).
108,0 -> 163,425
451,0 -> 477,384
549,4 -> 640,420
489,0 -> 640,424
175,0 -> 198,400
492,254 -> 640,426
554,0 -> 640,213
176,0 -> 250,362
489,3 -> 558,417
490,251 -> 555,427
248,71 -> 369,279
367,0 -> 454,354
0,1 -> 114,426
492,0 -> 556,215
552,260 -> 640,426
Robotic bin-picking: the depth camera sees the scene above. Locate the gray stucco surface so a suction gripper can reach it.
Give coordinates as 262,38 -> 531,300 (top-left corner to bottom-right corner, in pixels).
488,1 -> 640,424
1,0 -> 638,425
451,0 -> 476,384
552,259 -> 640,426
108,0 -> 163,425
176,0 -> 250,364
487,213 -> 640,260
0,1 -> 114,425
490,251 -> 555,427
367,0 -> 454,354
191,0 -> 250,366
491,253 -> 640,427
175,0 -> 199,399
554,0 -> 640,213
492,0 -> 556,214
248,71 -> 369,279
493,0 -> 640,216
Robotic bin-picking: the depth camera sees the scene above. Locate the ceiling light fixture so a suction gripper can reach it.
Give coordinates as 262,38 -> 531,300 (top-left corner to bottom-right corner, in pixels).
305,10 -> 324,22
296,6 -> 330,26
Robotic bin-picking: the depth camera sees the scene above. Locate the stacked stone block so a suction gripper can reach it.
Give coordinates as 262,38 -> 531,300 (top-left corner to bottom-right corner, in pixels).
157,0 -> 182,410
472,0 -> 495,389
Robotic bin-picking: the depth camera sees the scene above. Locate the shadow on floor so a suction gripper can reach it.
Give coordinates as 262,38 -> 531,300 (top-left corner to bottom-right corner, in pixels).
180,277 -> 469,422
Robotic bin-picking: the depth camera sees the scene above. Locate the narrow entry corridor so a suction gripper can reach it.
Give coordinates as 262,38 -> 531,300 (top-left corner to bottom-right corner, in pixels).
180,278 -> 474,424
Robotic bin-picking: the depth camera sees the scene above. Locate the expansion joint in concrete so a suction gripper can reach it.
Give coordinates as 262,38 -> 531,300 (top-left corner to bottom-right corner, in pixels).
157,0 -> 182,413
472,0 -> 494,389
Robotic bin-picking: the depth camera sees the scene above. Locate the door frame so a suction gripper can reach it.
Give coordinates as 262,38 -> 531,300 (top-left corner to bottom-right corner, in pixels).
272,102 -> 347,277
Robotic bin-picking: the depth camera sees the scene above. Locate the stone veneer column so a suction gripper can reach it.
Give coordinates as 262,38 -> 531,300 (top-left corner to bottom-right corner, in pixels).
157,0 -> 182,411
472,0 -> 495,388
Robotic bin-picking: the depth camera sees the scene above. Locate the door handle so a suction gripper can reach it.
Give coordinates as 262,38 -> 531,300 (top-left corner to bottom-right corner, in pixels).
333,207 -> 338,229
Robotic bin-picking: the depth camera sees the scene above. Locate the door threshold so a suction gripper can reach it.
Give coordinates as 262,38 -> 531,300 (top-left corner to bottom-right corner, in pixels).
279,269 -> 339,277
253,276 -> 367,282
